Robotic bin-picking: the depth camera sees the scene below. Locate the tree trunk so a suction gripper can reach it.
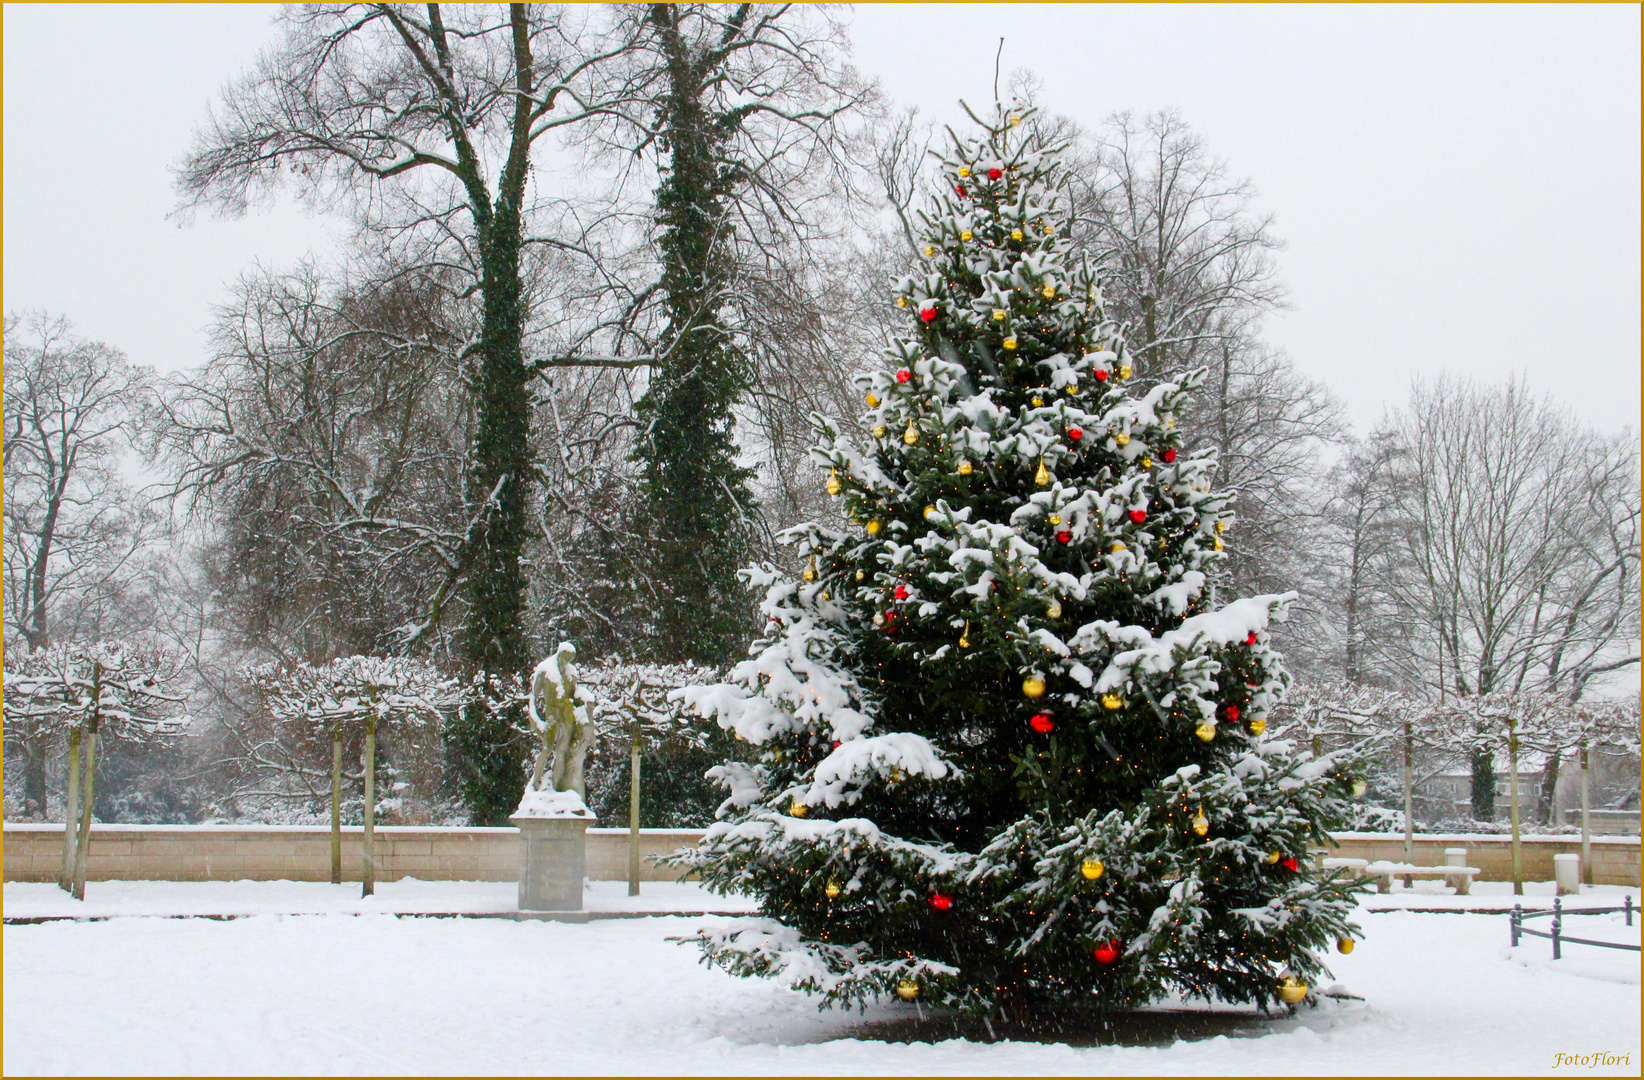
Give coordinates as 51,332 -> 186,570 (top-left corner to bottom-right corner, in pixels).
1535,748 -> 1560,825
1508,722 -> 1523,896
1579,743 -> 1592,885
362,718 -> 377,898
331,726 -> 343,885
59,727 -> 82,892
22,735 -> 49,819
71,726 -> 98,901
1402,720 -> 1415,887
628,720 -> 642,897
1470,745 -> 1496,821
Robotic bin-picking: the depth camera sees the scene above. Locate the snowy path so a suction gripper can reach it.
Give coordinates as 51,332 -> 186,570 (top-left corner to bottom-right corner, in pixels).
4,898 -> 1637,1075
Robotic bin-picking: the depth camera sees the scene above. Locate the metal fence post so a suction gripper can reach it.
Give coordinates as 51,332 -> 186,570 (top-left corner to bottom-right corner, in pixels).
1626,895 -> 1633,928
1510,904 -> 1521,947
1551,896 -> 1561,960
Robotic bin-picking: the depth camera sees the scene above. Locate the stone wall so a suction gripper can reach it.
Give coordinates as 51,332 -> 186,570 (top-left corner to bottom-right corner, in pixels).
4,825 -> 1638,887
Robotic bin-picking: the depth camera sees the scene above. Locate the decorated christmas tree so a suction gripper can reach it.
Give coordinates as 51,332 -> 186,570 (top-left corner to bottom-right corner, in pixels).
673,106 -> 1368,1028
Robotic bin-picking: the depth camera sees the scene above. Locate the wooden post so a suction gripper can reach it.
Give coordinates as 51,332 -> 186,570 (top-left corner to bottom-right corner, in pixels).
330,727 -> 343,885
59,727 -> 81,892
1402,719 -> 1415,886
628,719 -> 642,897
362,717 -> 377,898
71,726 -> 98,901
1579,743 -> 1592,885
1508,718 -> 1522,896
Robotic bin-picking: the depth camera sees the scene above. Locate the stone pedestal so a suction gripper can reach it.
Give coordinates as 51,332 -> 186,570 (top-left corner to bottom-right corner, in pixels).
511,816 -> 592,911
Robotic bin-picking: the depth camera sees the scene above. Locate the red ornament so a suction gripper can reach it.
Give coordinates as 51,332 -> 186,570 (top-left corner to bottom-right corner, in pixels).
832,741 -> 842,749
1093,940 -> 1121,965
919,306 -> 938,324
1129,509 -> 1146,524
894,584 -> 910,600
956,184 -> 967,198
987,167 -> 1003,180
929,892 -> 953,911
1068,426 -> 1083,441
896,368 -> 912,384
1162,448 -> 1177,463
1282,856 -> 1300,873
1056,530 -> 1073,545
1246,631 -> 1259,646
1029,711 -> 1055,734
1094,369 -> 1109,382
1222,704 -> 1241,722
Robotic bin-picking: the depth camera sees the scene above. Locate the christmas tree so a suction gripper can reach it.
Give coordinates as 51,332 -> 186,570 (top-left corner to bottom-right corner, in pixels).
674,106 -> 1367,1028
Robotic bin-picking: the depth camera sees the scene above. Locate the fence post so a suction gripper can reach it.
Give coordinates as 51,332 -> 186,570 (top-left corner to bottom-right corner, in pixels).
1626,895 -> 1633,928
1551,895 -> 1561,960
627,718 -> 643,897
1510,903 -> 1521,947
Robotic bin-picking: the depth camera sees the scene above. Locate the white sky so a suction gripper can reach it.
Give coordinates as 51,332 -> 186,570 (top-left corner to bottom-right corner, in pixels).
4,3 -> 1639,436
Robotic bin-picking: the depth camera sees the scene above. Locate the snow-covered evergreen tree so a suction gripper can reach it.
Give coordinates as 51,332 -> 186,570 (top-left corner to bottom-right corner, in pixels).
671,107 -> 1368,1026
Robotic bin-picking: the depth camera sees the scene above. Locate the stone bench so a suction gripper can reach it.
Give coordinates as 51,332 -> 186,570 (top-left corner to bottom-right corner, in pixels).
1364,852 -> 1480,896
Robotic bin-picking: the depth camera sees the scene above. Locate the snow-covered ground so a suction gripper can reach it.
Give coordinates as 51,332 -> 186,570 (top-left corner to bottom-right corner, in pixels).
4,882 -> 1638,1075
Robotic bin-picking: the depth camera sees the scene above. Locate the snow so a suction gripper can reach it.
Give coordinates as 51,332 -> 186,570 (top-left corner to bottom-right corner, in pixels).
4,884 -> 1638,1075
512,787 -> 593,818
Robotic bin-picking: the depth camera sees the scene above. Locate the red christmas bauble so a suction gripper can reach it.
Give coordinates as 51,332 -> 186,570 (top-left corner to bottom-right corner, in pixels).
1068,426 -> 1083,441
987,167 -> 1003,180
1222,704 -> 1241,722
1029,711 -> 1055,734
894,584 -> 910,600
1129,509 -> 1146,524
1094,369 -> 1109,382
1056,530 -> 1073,545
1163,447 -> 1177,463
1282,855 -> 1300,872
896,368 -> 912,384
883,610 -> 898,627
1093,940 -> 1120,965
956,184 -> 967,198
1247,631 -> 1258,646
920,306 -> 938,323
929,892 -> 953,911
832,740 -> 842,749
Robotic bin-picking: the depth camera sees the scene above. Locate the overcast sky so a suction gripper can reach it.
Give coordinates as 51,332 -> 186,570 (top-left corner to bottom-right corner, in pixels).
4,3 -> 1639,436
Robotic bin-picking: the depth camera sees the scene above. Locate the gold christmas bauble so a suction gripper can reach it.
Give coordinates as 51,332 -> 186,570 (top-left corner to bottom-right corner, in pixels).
1213,537 -> 1225,552
872,612 -> 885,626
895,978 -> 920,1001
871,424 -> 887,439
825,881 -> 842,900
789,801 -> 808,818
992,309 -> 1008,322
855,569 -> 865,581
1115,431 -> 1131,447
1046,598 -> 1062,619
1030,394 -> 1043,407
904,422 -> 920,446
1266,850 -> 1282,864
923,245 -> 937,257
960,230 -> 973,242
827,470 -> 842,496
1022,676 -> 1048,699
1041,284 -> 1056,299
1011,229 -> 1024,241
1166,416 -> 1176,430
923,505 -> 938,521
1191,812 -> 1210,837
1337,937 -> 1355,954
802,556 -> 817,583
1007,114 -> 1022,127
1064,382 -> 1078,395
866,392 -> 881,407
1140,457 -> 1153,469
1351,778 -> 1368,797
958,166 -> 972,179
1081,858 -> 1105,881
1003,336 -> 1019,351
1110,542 -> 1127,553
1101,692 -> 1124,711
865,518 -> 882,536
1248,718 -> 1267,737
820,591 -> 830,601
1047,513 -> 1062,526
1214,520 -> 1227,533
957,458 -> 974,476
1277,976 -> 1308,1004
895,296 -> 908,309
958,620 -> 971,648
1118,365 -> 1132,380
1034,459 -> 1052,486
1195,720 -> 1217,742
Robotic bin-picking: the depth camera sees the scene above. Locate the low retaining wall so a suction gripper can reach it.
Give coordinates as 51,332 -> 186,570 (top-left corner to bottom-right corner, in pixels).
1,825 -> 704,884
4,825 -> 1638,887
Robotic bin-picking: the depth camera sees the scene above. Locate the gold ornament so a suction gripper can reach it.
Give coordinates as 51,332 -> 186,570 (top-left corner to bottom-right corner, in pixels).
1213,537 -> 1225,552
1266,850 -> 1283,865
923,505 -> 939,521
789,800 -> 809,818
1047,513 -> 1062,526
866,392 -> 881,407
1118,365 -> 1132,380
895,296 -> 909,309
1034,459 -> 1051,486
872,612 -> 885,626
871,423 -> 887,439
958,166 -> 972,179
1041,284 -> 1057,299
1337,937 -> 1355,955
958,620 -> 971,648
924,245 -> 937,257
1195,720 -> 1217,742
1166,416 -> 1176,430
957,458 -> 974,476
1248,718 -> 1267,737
1140,457 -> 1153,469
1191,811 -> 1210,837
802,556 -> 817,583
865,518 -> 882,537
855,569 -> 865,581
1277,976 -> 1309,1004
1003,336 -> 1019,351
1110,542 -> 1127,553
1081,857 -> 1105,880
820,591 -> 830,601
1351,778 -> 1368,797
1030,394 -> 1043,407
1046,598 -> 1062,619
1011,229 -> 1024,242
960,230 -> 973,242
825,881 -> 842,900
1065,382 -> 1078,395
1115,431 -> 1131,447
896,978 -> 920,1001
904,421 -> 920,446
826,468 -> 842,496
1008,114 -> 1022,127
992,309 -> 1008,322
1022,675 -> 1048,699
1101,692 -> 1124,711
1214,521 -> 1227,534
